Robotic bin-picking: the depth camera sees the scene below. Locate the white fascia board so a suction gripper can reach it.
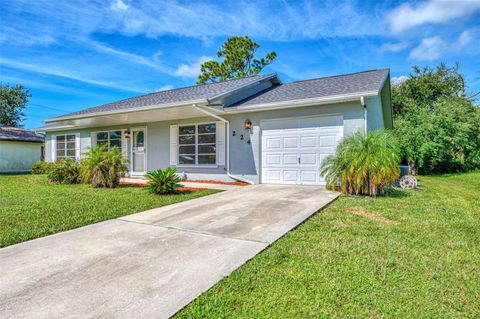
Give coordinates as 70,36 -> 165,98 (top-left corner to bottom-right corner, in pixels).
34,124 -> 88,132
222,91 -> 378,113
44,99 -> 208,123
376,70 -> 390,94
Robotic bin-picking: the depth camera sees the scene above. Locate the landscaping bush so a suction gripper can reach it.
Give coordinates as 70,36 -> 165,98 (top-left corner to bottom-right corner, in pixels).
392,64 -> 480,174
79,144 -> 128,188
146,167 -> 181,194
47,158 -> 80,184
320,130 -> 400,195
31,161 -> 54,174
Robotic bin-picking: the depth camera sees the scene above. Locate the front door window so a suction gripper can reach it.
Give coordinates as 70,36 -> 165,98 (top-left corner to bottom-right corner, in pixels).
132,129 -> 145,173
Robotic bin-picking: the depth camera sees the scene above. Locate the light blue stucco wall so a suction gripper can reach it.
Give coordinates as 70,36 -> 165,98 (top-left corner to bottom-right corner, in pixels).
224,101 -> 365,183
0,141 -> 43,172
44,100 -> 369,183
366,96 -> 385,131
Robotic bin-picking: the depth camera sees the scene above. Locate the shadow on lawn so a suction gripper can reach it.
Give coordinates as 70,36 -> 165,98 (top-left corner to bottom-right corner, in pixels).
383,187 -> 412,198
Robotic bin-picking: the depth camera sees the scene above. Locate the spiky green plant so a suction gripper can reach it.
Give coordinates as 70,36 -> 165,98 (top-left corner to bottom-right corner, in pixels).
79,145 -> 128,188
46,158 -> 80,184
146,167 -> 182,194
320,130 -> 400,195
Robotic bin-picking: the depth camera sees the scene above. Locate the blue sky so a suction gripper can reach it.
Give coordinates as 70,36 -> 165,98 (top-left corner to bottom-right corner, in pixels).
1,0 -> 479,129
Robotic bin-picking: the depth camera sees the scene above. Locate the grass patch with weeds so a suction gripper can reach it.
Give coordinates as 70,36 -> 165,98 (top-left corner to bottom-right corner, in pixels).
0,174 -> 219,247
176,172 -> 480,318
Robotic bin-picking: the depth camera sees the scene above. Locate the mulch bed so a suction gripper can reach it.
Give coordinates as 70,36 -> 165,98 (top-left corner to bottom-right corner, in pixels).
184,179 -> 249,186
119,182 -> 208,192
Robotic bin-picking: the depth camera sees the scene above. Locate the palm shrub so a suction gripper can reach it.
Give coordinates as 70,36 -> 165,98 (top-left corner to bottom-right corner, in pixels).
79,145 -> 128,188
320,130 -> 400,195
47,158 -> 80,184
146,167 -> 182,194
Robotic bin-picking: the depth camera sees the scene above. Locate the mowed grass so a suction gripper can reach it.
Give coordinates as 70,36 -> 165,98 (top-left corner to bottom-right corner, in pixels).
176,173 -> 480,319
0,174 -> 219,247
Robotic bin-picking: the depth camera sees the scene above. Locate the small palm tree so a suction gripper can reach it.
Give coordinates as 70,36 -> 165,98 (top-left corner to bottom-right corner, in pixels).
321,130 -> 400,195
146,167 -> 182,194
79,145 -> 128,188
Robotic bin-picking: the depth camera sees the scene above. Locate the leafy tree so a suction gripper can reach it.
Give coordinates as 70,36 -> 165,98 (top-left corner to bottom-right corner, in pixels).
392,64 -> 467,115
0,83 -> 30,127
392,64 -> 480,174
197,36 -> 277,84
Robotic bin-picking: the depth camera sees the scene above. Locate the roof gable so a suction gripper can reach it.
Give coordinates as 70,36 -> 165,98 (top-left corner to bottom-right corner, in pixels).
230,69 -> 389,107
47,74 -> 277,122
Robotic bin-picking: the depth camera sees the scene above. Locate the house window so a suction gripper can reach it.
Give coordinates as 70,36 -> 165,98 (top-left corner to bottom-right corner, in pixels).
96,130 -> 122,150
178,123 -> 216,165
56,134 -> 77,160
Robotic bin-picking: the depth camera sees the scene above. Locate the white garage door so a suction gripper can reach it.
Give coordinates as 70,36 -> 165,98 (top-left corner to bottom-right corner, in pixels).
261,115 -> 343,185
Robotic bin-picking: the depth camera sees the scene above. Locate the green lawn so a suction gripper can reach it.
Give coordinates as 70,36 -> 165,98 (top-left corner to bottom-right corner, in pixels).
176,172 -> 480,319
0,174 -> 218,247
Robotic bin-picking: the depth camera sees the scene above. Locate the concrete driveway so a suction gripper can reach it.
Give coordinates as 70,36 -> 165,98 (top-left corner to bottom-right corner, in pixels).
0,184 -> 338,319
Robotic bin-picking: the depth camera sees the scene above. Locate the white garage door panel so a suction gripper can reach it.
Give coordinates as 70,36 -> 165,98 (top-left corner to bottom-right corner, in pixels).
266,137 -> 281,149
261,115 -> 343,186
300,153 -> 317,165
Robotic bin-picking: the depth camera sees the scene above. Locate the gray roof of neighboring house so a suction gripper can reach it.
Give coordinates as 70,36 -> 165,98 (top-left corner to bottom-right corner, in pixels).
0,127 -> 44,142
230,69 -> 390,107
49,74 -> 276,121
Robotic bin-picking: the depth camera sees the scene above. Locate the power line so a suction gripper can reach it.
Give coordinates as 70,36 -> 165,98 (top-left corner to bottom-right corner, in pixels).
28,103 -> 70,113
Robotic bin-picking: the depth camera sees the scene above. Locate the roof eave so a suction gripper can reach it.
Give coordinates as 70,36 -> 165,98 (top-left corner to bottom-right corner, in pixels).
223,90 -> 379,113
0,138 -> 43,143
44,98 -> 209,123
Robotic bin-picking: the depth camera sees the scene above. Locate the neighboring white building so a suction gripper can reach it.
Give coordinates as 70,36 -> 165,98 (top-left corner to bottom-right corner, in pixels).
0,127 -> 44,173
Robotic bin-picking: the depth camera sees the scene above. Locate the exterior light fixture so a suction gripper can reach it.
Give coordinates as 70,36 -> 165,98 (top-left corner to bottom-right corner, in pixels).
124,130 -> 131,138
244,119 -> 253,130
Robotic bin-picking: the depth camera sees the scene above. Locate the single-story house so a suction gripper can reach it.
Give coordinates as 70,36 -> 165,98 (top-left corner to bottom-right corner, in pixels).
0,127 -> 44,173
36,69 -> 392,185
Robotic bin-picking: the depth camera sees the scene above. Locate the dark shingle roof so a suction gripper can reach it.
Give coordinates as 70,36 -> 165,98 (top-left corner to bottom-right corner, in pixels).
0,127 -> 44,142
50,74 -> 275,120
230,69 -> 389,107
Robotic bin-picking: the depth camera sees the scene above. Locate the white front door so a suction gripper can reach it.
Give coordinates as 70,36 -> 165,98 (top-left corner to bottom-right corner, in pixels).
261,115 -> 343,185
131,128 -> 146,175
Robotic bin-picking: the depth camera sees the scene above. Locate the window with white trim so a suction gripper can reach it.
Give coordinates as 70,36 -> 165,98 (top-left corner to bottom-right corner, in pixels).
178,123 -> 216,165
96,130 -> 122,150
56,134 -> 77,160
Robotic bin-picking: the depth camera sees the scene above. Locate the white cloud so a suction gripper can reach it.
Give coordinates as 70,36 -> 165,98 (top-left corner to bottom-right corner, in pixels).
387,0 -> 480,33
409,30 -> 476,60
174,56 -> 213,78
0,1 -> 386,47
0,74 -> 93,96
392,75 -> 409,85
409,36 -> 445,60
0,57 -> 146,92
0,26 -> 57,46
110,0 -> 129,11
155,85 -> 174,92
379,42 -> 410,53
78,38 -> 168,72
457,30 -> 472,47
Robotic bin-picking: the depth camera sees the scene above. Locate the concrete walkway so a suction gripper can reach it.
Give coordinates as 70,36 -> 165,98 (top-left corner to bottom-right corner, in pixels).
0,185 -> 338,319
